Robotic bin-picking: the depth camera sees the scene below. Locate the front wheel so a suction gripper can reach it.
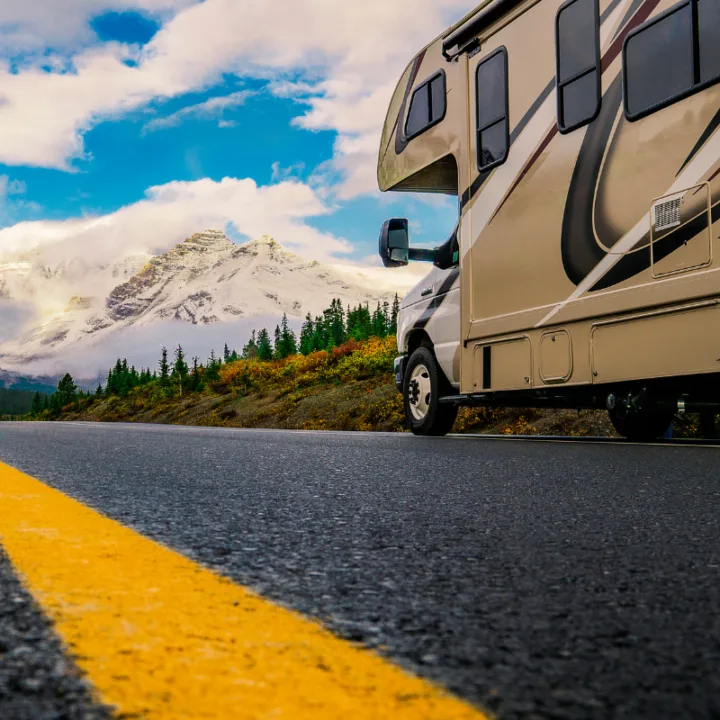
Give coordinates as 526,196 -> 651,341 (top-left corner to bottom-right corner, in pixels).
403,347 -> 458,436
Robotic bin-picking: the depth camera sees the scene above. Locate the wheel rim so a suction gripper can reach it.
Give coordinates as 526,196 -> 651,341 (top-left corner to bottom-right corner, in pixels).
408,363 -> 432,421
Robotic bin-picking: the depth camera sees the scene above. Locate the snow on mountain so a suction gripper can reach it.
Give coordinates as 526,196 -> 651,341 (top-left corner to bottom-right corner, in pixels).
0,230 -> 408,375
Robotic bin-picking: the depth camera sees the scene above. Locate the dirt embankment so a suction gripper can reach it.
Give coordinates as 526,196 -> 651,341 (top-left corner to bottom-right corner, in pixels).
60,375 -> 624,436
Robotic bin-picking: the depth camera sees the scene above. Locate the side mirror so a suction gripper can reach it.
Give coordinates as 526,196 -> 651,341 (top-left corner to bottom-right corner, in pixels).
379,218 -> 409,268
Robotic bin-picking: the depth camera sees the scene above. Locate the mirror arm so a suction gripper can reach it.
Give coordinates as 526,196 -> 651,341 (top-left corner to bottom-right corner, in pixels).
408,248 -> 437,263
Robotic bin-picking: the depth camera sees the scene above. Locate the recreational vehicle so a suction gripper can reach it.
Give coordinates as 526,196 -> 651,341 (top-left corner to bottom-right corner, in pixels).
378,0 -> 720,440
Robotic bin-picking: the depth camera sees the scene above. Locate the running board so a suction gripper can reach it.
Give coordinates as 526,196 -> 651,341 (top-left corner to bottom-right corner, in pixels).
440,393 -> 720,413
438,393 -> 602,410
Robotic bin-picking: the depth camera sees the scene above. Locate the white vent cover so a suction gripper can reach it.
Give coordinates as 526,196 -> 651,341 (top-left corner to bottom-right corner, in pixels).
653,196 -> 682,232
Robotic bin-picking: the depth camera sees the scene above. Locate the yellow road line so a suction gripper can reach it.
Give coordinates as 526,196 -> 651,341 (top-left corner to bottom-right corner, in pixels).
0,462 -> 488,719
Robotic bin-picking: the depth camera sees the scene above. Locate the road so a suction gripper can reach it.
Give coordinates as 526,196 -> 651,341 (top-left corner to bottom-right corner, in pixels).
0,422 -> 719,719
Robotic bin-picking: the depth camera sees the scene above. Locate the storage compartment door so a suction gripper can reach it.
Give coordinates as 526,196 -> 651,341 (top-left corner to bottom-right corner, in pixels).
540,330 -> 572,384
473,337 -> 532,391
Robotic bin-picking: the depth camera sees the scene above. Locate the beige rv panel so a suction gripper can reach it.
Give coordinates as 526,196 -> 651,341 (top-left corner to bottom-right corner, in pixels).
590,301 -> 720,384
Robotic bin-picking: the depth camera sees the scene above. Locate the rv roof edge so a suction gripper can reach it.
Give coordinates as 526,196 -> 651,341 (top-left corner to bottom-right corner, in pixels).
442,0 -> 527,59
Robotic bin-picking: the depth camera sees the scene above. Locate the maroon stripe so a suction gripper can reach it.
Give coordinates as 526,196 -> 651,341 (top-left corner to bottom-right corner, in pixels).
600,0 -> 663,73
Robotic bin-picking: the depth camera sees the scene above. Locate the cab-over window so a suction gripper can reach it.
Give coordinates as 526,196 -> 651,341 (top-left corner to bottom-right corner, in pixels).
405,71 -> 447,140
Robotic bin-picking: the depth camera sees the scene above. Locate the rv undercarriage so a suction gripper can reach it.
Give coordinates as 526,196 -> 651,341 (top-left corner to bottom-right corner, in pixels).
440,373 -> 720,411
438,373 -> 720,439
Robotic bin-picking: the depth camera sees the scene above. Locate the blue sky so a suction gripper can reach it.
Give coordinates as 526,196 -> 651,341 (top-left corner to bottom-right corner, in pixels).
0,3 -> 463,264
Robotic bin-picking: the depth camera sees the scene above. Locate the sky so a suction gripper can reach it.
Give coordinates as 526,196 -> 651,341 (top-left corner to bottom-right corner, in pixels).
0,0 -> 468,268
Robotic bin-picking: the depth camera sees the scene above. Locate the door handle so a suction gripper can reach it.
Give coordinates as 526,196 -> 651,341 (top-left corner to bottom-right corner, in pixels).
421,287 -> 434,297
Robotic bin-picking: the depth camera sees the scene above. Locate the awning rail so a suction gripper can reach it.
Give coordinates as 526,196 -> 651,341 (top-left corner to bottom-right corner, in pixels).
442,0 -> 526,60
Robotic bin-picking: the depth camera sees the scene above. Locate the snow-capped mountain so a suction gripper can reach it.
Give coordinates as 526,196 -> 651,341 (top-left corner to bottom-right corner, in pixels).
0,230 -> 401,374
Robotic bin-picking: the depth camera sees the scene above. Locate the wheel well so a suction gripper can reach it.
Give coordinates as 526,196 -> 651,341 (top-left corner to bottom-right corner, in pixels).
406,330 -> 455,394
406,330 -> 432,357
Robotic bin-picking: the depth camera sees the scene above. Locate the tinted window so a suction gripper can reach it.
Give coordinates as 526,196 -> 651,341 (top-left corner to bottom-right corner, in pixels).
557,0 -> 596,81
479,120 -> 508,168
556,0 -> 600,132
476,49 -> 509,171
477,52 -> 506,127
698,0 -> 720,83
405,73 -> 446,140
625,3 -> 693,117
561,70 -> 599,128
406,85 -> 430,138
430,76 -> 446,122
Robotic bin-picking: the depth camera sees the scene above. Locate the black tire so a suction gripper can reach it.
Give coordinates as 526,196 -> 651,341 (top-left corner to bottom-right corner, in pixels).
403,346 -> 458,436
608,407 -> 675,442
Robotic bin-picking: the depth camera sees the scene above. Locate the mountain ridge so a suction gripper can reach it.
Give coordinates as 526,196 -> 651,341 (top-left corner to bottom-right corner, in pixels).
0,230 -> 399,372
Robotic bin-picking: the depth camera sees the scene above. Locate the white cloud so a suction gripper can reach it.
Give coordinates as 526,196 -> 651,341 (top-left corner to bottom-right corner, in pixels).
0,1 -> 195,54
0,0 -> 468,193
0,176 -> 27,198
0,175 -> 351,268
271,162 -> 306,183
143,89 -> 254,131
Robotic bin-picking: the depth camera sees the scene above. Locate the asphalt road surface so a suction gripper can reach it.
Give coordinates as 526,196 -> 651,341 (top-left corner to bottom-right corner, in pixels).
0,422 -> 719,719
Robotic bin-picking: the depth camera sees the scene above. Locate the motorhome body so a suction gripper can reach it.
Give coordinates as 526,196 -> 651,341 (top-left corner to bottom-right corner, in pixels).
378,0 -> 720,439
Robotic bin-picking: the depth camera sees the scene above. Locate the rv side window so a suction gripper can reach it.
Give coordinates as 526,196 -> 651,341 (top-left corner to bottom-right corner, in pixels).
555,0 -> 601,133
476,48 -> 509,172
405,71 -> 447,140
623,0 -> 720,120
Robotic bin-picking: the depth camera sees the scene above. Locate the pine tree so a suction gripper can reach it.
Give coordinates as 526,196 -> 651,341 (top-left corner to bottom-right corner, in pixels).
173,345 -> 189,379
242,330 -> 258,359
189,357 -> 202,392
95,384 -> 103,398
205,349 -> 221,381
30,391 -> 42,415
381,301 -> 391,337
312,314 -> 327,351
273,325 -> 281,358
43,395 -> 49,411
371,301 -> 386,338
223,343 -> 231,363
326,298 -> 346,348
348,302 -> 372,341
299,313 -> 315,355
275,313 -> 297,359
256,329 -> 273,361
173,345 -> 189,395
390,293 -> 400,335
159,347 -> 170,387
55,373 -> 78,409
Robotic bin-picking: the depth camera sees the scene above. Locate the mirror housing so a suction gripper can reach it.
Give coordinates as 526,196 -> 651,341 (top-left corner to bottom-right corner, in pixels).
379,218 -> 410,268
379,218 -> 437,268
